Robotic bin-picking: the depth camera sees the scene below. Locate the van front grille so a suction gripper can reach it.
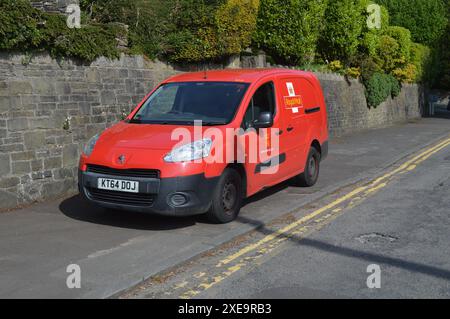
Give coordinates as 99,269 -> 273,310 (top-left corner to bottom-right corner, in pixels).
87,165 -> 159,179
87,187 -> 156,207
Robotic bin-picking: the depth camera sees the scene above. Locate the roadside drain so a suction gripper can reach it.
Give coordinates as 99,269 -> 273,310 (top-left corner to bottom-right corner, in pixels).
355,233 -> 398,245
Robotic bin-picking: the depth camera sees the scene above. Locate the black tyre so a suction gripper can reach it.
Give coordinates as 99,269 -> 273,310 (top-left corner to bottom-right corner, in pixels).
206,168 -> 243,224
295,147 -> 321,187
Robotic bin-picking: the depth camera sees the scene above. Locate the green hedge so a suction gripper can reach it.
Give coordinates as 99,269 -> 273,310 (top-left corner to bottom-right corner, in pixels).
318,0 -> 364,63
253,0 -> 327,65
377,0 -> 447,46
0,0 -> 122,62
84,0 -> 259,63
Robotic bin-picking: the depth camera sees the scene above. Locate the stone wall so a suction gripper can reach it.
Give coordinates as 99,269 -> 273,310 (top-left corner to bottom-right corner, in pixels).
317,72 -> 423,136
0,53 -> 422,210
30,0 -> 78,13
0,53 -> 179,209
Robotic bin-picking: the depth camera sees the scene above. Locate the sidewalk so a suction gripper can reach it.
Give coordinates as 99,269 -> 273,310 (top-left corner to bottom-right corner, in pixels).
0,118 -> 449,298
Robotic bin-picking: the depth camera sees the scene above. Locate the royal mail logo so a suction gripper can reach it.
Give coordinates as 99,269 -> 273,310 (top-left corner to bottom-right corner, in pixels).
284,96 -> 303,108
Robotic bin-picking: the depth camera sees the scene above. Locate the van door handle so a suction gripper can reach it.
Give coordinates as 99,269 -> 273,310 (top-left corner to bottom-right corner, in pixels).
287,126 -> 294,132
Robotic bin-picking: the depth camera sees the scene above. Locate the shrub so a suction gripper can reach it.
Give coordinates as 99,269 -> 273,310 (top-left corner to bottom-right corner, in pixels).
215,0 -> 260,56
0,0 -> 44,50
410,43 -> 431,82
359,56 -> 383,83
392,63 -> 417,83
365,72 -> 400,108
318,0 -> 364,62
385,26 -> 412,62
81,0 -> 138,26
167,0 -> 259,63
0,0 -> 122,62
360,32 -> 381,57
374,35 -> 401,72
388,74 -> 402,97
377,0 -> 447,46
345,67 -> 361,79
253,0 -> 327,65
43,14 -> 123,62
328,60 -> 344,73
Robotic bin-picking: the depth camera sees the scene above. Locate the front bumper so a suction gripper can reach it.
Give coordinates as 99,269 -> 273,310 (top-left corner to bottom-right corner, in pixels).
78,170 -> 219,216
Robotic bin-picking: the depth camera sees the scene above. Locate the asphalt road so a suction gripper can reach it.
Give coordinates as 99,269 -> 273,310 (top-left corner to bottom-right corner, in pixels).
0,118 -> 449,298
182,135 -> 450,299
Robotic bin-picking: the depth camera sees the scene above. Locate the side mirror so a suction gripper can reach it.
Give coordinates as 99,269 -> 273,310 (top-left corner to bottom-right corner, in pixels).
253,112 -> 273,129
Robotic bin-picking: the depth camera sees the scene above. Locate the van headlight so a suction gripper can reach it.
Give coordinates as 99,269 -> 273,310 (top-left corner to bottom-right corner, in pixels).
83,134 -> 100,157
164,138 -> 212,163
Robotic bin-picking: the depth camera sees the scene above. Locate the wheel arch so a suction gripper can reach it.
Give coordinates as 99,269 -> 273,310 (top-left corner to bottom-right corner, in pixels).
226,163 -> 247,198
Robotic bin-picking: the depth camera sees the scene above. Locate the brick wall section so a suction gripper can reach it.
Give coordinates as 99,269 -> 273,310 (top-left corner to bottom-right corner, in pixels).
0,53 -> 422,210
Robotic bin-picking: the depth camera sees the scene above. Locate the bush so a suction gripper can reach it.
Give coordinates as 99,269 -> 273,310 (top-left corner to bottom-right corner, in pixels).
0,0 -> 122,63
166,0 -> 259,63
215,0 -> 260,56
328,60 -> 344,73
43,14 -> 122,62
385,26 -> 412,62
410,43 -> 431,82
374,35 -> 401,72
0,0 -> 44,50
253,0 -> 327,65
365,72 -> 400,108
377,0 -> 447,46
345,67 -> 361,79
318,0 -> 364,62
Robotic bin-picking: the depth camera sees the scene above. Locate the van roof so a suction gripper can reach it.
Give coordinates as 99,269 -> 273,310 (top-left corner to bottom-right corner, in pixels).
164,68 -> 314,84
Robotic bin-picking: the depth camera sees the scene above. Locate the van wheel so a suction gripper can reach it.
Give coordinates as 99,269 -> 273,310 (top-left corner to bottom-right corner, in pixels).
296,147 -> 321,187
206,168 -> 243,224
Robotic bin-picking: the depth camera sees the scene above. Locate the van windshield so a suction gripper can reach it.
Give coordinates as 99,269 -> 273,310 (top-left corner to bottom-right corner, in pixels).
130,82 -> 249,125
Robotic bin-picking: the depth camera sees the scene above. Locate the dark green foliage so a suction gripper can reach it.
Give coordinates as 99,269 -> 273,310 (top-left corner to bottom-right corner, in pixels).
44,15 -> 122,62
377,0 -> 447,46
365,72 -> 401,108
319,0 -> 364,62
253,0 -> 327,65
0,0 -> 44,50
0,0 -> 122,63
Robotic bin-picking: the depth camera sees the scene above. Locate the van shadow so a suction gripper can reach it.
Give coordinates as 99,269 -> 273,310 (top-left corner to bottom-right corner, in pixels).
60,180 -> 292,231
59,195 -> 201,231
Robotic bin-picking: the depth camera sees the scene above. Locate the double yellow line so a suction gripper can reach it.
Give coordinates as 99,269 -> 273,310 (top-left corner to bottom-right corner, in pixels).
217,135 -> 450,267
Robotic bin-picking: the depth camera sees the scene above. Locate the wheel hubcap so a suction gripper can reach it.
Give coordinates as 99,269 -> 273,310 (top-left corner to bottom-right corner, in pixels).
308,156 -> 317,179
222,182 -> 237,213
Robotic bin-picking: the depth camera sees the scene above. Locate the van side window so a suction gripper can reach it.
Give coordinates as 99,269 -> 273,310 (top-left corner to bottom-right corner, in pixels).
242,82 -> 276,130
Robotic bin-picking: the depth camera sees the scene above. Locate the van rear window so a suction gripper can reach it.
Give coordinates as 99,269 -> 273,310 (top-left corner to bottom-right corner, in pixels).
131,82 -> 249,125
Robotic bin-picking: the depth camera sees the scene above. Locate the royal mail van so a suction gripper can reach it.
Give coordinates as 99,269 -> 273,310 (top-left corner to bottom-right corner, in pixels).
78,69 -> 328,223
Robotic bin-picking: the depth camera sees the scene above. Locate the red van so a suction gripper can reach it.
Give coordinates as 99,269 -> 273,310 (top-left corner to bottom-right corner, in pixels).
78,69 -> 328,223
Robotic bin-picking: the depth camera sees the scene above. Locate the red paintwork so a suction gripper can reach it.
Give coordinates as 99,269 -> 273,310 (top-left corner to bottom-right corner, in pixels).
79,69 -> 328,197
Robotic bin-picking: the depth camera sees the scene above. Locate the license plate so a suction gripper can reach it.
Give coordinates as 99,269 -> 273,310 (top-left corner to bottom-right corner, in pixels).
97,178 -> 139,193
